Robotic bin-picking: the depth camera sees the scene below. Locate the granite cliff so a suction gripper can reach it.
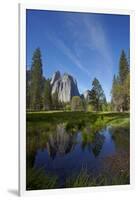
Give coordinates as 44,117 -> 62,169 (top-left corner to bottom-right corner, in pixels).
51,71 -> 80,102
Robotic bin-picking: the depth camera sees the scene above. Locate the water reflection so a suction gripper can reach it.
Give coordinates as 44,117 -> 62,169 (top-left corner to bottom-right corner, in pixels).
46,124 -> 76,159
43,124 -> 106,159
26,120 -> 130,189
109,126 -> 129,152
27,122 -> 129,183
92,133 -> 105,157
81,129 -> 105,157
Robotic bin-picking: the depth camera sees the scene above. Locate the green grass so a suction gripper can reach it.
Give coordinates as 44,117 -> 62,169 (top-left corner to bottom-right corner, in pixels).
66,152 -> 129,188
27,111 -> 129,128
27,154 -> 129,190
107,117 -> 129,128
26,168 -> 57,190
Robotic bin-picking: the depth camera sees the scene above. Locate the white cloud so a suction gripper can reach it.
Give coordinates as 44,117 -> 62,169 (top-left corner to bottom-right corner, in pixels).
65,14 -> 114,76
48,33 -> 91,77
84,16 -> 113,70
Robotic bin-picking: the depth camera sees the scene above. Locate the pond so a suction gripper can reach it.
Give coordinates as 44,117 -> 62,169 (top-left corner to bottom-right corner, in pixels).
27,122 -> 129,189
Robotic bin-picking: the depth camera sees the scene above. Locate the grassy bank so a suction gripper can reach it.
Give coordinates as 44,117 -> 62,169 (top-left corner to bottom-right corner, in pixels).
27,111 -> 129,128
27,150 -> 129,190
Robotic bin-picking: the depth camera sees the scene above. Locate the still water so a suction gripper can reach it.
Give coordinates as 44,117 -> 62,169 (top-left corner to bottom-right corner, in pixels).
28,123 -> 129,185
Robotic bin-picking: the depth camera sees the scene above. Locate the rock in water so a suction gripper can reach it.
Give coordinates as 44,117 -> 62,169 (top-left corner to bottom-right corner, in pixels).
51,72 -> 80,102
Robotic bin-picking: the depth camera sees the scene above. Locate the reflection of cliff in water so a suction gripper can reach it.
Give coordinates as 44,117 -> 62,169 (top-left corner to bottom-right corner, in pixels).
46,123 -> 76,159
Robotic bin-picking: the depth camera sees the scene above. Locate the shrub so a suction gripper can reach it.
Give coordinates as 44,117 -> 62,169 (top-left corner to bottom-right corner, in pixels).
71,96 -> 84,111
86,104 -> 94,112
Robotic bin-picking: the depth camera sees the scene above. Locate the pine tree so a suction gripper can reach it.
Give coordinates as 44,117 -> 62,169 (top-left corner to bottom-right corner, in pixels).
89,78 -> 107,111
123,72 -> 130,110
26,70 -> 31,110
30,48 -> 43,110
52,91 -> 59,110
119,50 -> 129,84
111,50 -> 130,112
111,75 -> 124,111
43,79 -> 52,110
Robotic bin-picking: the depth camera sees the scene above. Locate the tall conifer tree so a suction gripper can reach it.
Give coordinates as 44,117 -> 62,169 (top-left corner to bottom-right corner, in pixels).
43,79 -> 52,110
90,78 -> 107,111
31,48 -> 43,110
119,50 -> 129,84
111,50 -> 130,111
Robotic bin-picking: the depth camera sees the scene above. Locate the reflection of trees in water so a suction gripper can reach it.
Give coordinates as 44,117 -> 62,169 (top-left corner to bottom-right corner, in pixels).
81,126 -> 105,157
92,133 -> 105,157
109,127 -> 129,152
27,125 -> 54,168
46,123 -> 77,159
26,150 -> 36,169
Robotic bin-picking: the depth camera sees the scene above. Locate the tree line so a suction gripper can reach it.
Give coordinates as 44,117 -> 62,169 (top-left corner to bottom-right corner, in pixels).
26,48 -> 130,112
111,50 -> 130,112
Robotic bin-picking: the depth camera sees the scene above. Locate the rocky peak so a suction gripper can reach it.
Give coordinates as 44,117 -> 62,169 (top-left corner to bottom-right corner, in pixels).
50,71 -> 61,86
51,71 -> 80,102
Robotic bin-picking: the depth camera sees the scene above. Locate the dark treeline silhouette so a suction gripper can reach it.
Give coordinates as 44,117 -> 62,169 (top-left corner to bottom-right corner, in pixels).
26,48 -> 130,112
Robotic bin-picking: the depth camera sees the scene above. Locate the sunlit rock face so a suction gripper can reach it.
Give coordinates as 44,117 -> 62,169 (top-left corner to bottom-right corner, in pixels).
50,71 -> 61,86
51,71 -> 80,102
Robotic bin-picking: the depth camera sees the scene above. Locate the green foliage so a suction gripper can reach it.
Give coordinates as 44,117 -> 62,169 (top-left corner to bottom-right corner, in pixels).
52,91 -> 59,110
102,102 -> 112,112
26,70 -> 31,110
89,78 -> 107,111
71,96 -> 84,111
111,50 -> 130,111
27,111 -> 129,130
65,104 -> 71,111
123,73 -> 130,110
86,103 -> 94,112
26,168 -> 57,190
66,168 -> 94,187
66,155 -> 129,187
30,48 -> 44,111
43,79 -> 52,110
119,50 -> 129,84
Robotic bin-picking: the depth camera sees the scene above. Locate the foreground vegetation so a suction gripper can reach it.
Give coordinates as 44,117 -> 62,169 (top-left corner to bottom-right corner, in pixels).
27,157 -> 129,190
27,150 -> 129,190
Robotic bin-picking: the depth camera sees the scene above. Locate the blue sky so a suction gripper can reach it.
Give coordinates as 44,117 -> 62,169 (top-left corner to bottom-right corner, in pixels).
26,9 -> 130,102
